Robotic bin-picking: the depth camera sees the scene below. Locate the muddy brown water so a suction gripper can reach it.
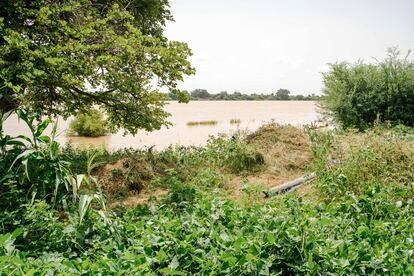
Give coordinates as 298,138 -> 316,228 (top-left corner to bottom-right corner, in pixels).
3,101 -> 320,150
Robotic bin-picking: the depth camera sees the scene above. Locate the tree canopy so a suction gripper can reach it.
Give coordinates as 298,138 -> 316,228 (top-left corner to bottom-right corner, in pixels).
168,89 -> 320,101
275,89 -> 290,100
0,0 -> 195,134
321,48 -> 414,129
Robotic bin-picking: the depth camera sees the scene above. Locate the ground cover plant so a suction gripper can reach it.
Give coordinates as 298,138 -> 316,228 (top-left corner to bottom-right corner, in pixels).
2,112 -> 414,274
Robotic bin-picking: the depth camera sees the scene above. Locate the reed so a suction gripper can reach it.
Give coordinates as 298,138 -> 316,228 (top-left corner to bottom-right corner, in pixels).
187,120 -> 218,126
230,119 -> 241,124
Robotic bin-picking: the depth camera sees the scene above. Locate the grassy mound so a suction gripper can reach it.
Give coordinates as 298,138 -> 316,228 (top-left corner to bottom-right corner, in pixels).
78,124 -> 313,204
247,123 -> 312,174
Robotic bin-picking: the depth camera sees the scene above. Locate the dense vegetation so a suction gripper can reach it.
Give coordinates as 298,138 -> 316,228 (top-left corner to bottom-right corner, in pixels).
0,0 -> 194,134
1,109 -> 414,273
168,89 -> 321,101
1,0 -> 414,274
69,109 -> 110,137
321,48 -> 414,129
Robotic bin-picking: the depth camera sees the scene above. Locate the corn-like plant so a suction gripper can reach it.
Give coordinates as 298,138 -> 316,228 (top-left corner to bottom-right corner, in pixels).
1,109 -> 106,214
2,109 -> 74,207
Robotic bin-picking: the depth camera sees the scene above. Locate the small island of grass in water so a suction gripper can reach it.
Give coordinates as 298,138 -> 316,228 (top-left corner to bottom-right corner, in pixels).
230,118 -> 241,124
186,120 -> 218,126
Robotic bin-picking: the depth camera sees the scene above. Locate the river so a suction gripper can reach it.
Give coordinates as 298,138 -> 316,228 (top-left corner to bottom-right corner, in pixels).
3,101 -> 320,150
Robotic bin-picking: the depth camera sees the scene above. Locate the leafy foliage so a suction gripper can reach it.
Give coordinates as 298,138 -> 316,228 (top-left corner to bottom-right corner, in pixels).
69,109 -> 109,137
0,0 -> 194,134
0,109 -> 110,237
1,188 -> 414,274
2,110 -> 414,274
0,110 -> 73,209
321,48 -> 414,129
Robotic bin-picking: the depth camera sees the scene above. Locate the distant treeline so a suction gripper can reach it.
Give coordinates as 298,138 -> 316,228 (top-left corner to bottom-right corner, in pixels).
169,89 -> 321,101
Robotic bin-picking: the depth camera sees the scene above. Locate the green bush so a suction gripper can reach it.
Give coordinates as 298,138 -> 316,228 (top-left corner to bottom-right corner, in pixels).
321,48 -> 414,129
203,135 -> 264,174
0,110 -> 74,212
69,109 -> 109,137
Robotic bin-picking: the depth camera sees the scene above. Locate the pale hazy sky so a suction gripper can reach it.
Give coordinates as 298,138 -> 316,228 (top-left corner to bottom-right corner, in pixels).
165,0 -> 414,95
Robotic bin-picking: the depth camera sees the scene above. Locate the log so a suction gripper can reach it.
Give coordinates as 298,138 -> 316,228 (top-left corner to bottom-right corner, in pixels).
263,172 -> 316,198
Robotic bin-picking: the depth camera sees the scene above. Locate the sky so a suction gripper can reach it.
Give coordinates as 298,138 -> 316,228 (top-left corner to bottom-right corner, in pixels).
165,0 -> 414,95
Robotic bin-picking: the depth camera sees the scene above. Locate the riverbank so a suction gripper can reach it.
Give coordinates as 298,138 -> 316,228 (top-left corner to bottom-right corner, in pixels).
63,123 -> 314,207
3,101 -> 319,149
2,123 -> 414,274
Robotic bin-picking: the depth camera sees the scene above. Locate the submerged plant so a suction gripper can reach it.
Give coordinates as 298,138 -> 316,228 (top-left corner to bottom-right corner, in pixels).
69,109 -> 110,137
230,118 -> 241,124
186,120 -> 218,126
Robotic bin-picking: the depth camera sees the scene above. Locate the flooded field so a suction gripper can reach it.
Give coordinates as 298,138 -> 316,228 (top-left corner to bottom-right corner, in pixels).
3,101 -> 320,150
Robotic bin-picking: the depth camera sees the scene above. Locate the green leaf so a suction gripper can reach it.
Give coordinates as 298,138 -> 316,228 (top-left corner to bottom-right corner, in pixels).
158,268 -> 185,276
168,256 -> 180,270
34,118 -> 51,137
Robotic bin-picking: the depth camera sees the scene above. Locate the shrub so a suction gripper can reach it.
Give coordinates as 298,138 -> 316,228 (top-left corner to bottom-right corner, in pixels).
0,110 -> 74,211
69,109 -> 109,137
321,48 -> 414,129
203,135 -> 264,174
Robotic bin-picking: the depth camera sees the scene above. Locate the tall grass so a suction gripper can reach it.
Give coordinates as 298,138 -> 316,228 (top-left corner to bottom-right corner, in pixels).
230,118 -> 241,124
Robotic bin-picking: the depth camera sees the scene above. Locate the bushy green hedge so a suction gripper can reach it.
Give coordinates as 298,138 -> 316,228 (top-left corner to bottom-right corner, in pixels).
69,109 -> 109,137
321,48 -> 414,129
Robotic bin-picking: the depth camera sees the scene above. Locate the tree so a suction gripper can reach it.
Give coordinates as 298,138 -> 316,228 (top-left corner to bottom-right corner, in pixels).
0,0 -> 195,134
191,89 -> 210,99
276,89 -> 291,100
321,48 -> 414,129
214,91 -> 229,100
294,94 -> 305,100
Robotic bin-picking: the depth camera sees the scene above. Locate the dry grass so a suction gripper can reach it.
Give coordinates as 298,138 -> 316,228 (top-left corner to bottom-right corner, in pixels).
94,157 -> 157,200
94,159 -> 129,196
108,189 -> 169,208
224,123 -> 314,202
247,123 -> 313,175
